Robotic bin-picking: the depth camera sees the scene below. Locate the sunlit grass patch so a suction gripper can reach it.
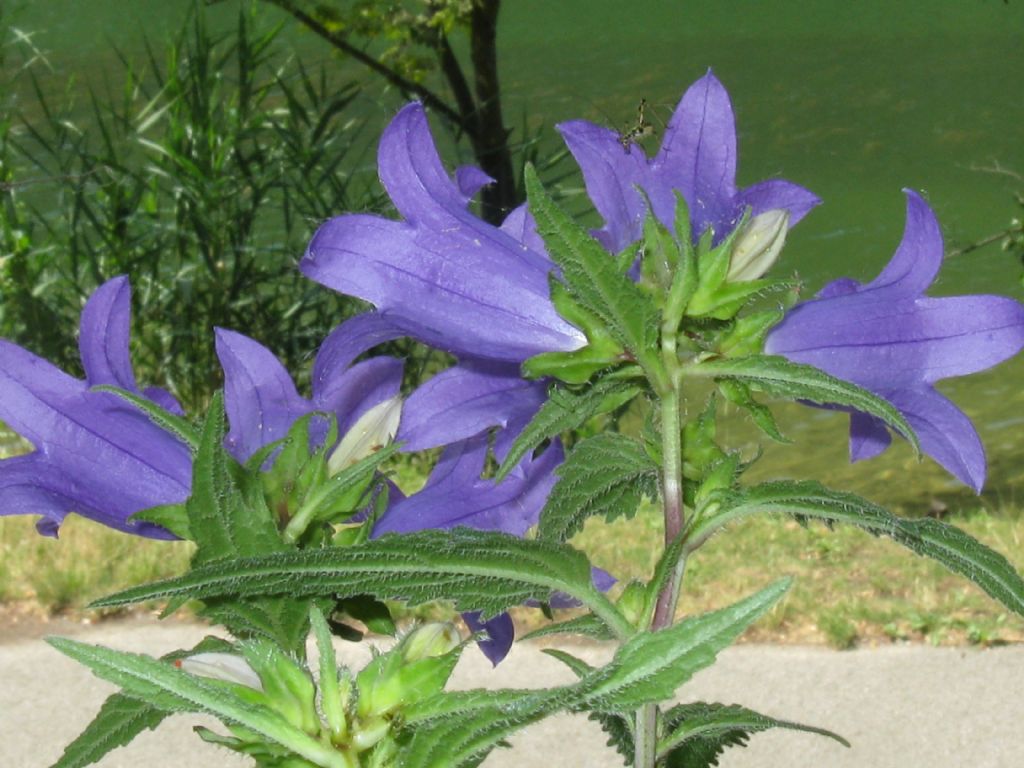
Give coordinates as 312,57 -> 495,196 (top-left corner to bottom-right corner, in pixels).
574,502 -> 1024,648
0,515 -> 193,615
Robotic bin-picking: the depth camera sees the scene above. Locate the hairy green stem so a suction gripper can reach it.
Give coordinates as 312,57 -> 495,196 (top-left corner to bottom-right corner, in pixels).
635,353 -> 687,768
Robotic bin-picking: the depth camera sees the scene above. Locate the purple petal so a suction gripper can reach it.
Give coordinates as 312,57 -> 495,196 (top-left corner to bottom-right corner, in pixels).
888,387 -> 987,493
302,103 -> 584,362
0,453 -> 174,539
500,203 -> 550,258
557,119 -> 650,252
302,213 -> 583,361
735,179 -> 821,227
849,411 -> 892,462
317,356 -> 404,438
462,611 -> 515,666
866,190 -> 943,296
0,342 -> 189,537
655,70 -> 738,238
215,329 -> 311,462
373,436 -> 562,536
378,103 -> 481,226
397,361 -> 546,452
455,165 -> 494,199
78,276 -> 138,391
312,312 -> 406,392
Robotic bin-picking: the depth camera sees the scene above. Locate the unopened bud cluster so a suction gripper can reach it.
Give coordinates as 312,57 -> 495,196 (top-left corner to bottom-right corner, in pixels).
182,622 -> 460,768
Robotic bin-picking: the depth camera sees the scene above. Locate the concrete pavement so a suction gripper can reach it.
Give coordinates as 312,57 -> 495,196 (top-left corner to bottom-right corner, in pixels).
3,617 -> 1022,767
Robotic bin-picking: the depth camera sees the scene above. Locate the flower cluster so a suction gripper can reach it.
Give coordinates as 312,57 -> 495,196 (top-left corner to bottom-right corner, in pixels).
2,70 -> 1023,672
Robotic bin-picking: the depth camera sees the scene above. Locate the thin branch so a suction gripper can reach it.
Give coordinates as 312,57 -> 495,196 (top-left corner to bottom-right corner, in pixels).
261,0 -> 469,132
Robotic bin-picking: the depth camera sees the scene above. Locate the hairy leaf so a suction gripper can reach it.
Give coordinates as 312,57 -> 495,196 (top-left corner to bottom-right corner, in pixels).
92,384 -> 199,453
578,579 -> 790,711
91,528 -> 631,636
658,702 -> 848,767
690,481 -> 1024,618
50,636 -> 233,768
47,639 -> 349,768
496,377 -> 643,481
691,355 -> 919,455
525,165 -> 659,366
540,433 -> 659,542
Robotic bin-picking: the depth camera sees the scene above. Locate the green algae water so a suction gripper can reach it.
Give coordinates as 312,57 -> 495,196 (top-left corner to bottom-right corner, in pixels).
6,0 -> 1024,510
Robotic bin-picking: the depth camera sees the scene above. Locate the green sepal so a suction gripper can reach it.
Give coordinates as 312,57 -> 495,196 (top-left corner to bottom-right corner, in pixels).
716,378 -> 790,444
523,280 -> 625,384
309,606 -> 348,743
130,503 -> 191,540
664,192 -> 700,335
717,308 -> 785,357
240,640 -> 320,735
682,395 -> 728,478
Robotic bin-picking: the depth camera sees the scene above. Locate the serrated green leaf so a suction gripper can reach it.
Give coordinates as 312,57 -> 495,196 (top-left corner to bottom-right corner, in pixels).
579,579 -> 790,711
51,636 -> 233,768
188,391 -> 285,566
541,648 -> 596,677
47,638 -> 349,768
399,582 -> 787,768
540,433 -> 659,542
519,613 -> 615,642
92,385 -> 199,453
497,377 -> 644,481
525,165 -> 659,367
91,528 -> 633,638
51,695 -> 167,768
689,480 -> 1024,618
690,355 -> 919,455
658,702 -> 848,767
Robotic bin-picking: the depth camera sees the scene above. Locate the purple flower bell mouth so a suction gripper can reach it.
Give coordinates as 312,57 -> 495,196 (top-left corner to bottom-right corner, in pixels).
300,102 -> 585,363
765,190 -> 1024,492
0,277 -> 191,538
557,69 -> 820,253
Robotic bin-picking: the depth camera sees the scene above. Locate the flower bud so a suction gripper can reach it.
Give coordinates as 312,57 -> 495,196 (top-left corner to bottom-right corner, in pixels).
727,209 -> 789,282
178,653 -> 264,691
327,395 -> 403,476
241,642 -> 321,735
400,622 -> 460,662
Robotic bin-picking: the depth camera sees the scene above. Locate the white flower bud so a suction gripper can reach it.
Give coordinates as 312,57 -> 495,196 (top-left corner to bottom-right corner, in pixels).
728,209 -> 790,282
327,395 -> 403,476
178,653 -> 263,691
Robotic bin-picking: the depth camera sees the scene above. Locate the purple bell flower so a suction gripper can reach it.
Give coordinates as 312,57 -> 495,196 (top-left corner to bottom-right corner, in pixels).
215,312 -> 405,464
300,102 -> 585,363
0,277 -> 191,538
765,190 -> 1024,492
558,70 -> 820,253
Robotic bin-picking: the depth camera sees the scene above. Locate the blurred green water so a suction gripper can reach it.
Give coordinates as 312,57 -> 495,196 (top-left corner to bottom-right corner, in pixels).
4,0 -> 1023,507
